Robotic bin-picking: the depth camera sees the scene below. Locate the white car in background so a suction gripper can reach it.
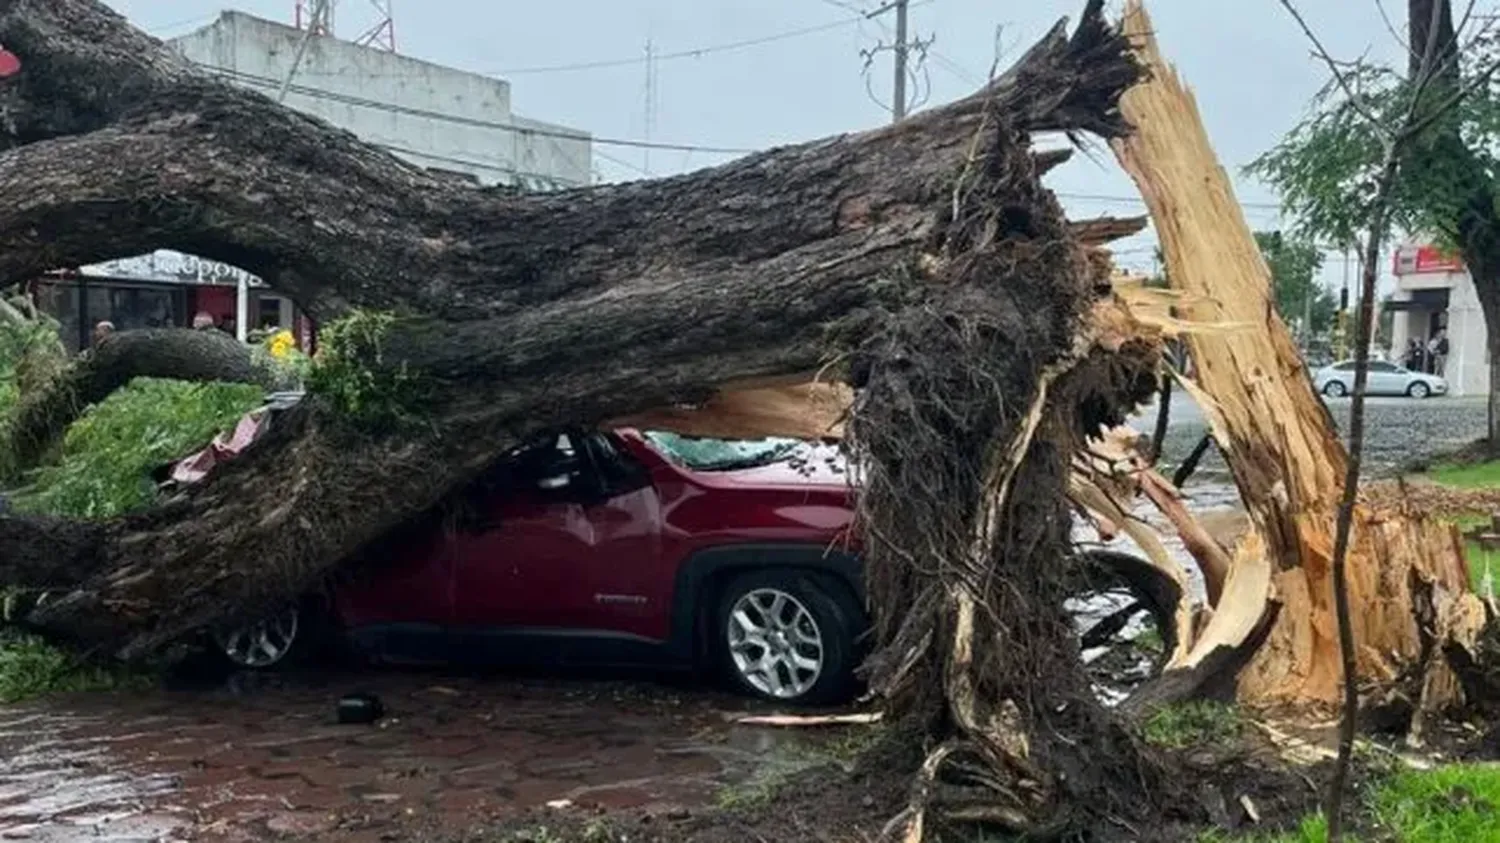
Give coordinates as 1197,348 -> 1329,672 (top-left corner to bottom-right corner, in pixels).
1312,360 -> 1448,399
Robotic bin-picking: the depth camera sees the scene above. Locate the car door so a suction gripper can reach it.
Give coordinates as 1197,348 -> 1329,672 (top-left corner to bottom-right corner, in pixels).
447,430 -> 665,657
1366,361 -> 1402,395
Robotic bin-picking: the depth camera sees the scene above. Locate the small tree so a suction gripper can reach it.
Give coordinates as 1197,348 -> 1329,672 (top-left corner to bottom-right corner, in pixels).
1255,229 -> 1334,344
1250,0 -> 1500,441
1261,2 -> 1500,838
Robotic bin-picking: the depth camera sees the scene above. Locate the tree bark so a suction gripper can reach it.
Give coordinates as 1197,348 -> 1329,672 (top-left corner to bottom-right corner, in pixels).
1467,260 -> 1500,449
0,0 -> 1143,678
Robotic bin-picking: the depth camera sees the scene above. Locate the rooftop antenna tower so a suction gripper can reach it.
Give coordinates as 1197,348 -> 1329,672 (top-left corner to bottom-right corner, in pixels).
354,0 -> 397,52
293,0 -> 397,52
293,0 -> 333,36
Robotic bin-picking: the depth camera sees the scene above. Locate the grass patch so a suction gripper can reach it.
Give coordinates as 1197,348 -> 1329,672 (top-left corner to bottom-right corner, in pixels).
0,631 -> 152,704
1365,763 -> 1500,842
1142,701 -> 1243,750
10,377 -> 263,518
1204,764 -> 1500,842
1429,459 -> 1500,489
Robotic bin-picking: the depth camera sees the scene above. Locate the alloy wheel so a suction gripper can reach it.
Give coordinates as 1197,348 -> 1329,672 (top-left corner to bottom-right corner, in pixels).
726,588 -> 824,699
214,606 -> 300,668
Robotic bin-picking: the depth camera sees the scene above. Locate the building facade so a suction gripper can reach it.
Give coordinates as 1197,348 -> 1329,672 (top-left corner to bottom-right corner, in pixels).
169,11 -> 593,190
1387,243 -> 1487,396
33,12 -> 595,352
30,252 -> 312,354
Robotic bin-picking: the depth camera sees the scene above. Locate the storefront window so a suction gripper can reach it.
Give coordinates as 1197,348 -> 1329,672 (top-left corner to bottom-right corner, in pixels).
79,283 -> 183,346
257,296 -> 282,330
83,284 -> 182,342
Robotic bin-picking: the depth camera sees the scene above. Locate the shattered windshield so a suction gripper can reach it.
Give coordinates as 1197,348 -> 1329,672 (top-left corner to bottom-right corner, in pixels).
643,431 -> 802,472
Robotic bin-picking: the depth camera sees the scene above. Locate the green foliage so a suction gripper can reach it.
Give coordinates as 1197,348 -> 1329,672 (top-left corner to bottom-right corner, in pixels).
305,310 -> 426,431
12,377 -> 263,518
248,327 -> 313,388
1142,701 -> 1243,750
1255,230 -> 1334,338
0,305 -> 68,480
1369,763 -> 1500,842
1247,48 -> 1500,257
0,630 -> 150,704
1214,764 -> 1500,842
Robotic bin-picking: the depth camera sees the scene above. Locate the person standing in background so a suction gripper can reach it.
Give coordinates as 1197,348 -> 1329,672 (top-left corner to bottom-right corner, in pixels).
1431,329 -> 1450,378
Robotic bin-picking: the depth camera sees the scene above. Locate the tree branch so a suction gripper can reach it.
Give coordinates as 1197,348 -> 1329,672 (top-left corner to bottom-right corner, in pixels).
1277,0 -> 1386,128
7,329 -> 279,477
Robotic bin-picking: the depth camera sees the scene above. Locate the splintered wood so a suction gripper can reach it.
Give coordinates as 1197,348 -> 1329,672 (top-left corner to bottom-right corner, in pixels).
1112,0 -> 1483,708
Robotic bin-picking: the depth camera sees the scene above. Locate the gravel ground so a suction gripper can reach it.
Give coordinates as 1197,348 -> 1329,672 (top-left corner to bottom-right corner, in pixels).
1136,392 -> 1490,480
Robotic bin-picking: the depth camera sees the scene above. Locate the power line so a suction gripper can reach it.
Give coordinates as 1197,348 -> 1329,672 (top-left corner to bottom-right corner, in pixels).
1055,191 -> 1284,211
595,149 -> 652,177
486,12 -> 893,77
375,142 -> 576,186
194,63 -> 760,155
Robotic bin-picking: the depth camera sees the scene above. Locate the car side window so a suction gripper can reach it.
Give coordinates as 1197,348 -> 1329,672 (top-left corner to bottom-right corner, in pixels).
1334,362 -> 1356,371
582,433 -> 650,496
509,432 -> 588,492
1368,361 -> 1397,372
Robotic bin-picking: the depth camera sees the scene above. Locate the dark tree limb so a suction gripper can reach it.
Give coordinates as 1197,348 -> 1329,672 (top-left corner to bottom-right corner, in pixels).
1172,433 -> 1215,488
1148,374 -> 1172,463
6,328 -> 278,476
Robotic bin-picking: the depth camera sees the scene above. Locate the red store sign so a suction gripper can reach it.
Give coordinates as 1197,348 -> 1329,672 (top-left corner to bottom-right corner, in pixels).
1393,244 -> 1465,275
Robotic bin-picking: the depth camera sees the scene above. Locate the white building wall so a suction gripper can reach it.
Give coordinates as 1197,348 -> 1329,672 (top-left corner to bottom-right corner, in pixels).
1445,271 -> 1490,396
170,12 -> 591,189
1391,254 -> 1489,396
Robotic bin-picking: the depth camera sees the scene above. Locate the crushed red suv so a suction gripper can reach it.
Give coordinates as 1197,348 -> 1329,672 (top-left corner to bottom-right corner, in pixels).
212,427 -> 867,705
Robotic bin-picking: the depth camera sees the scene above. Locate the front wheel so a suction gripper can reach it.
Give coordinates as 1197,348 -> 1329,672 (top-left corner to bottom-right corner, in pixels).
1323,380 -> 1348,398
212,603 -> 304,670
1408,381 -> 1432,399
715,571 -> 862,706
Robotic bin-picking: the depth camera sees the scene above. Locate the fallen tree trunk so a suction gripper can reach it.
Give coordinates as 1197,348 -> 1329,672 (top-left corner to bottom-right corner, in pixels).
0,0 -> 1136,673
0,0 -> 1202,835
1111,0 -> 1483,714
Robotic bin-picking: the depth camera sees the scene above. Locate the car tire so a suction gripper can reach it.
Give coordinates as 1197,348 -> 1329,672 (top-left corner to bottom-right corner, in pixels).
714,570 -> 862,706
1323,380 -> 1348,398
1408,381 -> 1431,399
210,596 -> 333,671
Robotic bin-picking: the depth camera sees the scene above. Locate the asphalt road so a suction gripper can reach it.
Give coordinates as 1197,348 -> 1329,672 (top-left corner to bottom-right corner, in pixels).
1134,392 -> 1489,479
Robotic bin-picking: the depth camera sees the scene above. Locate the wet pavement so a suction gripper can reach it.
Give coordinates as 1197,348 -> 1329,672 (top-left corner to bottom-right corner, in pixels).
0,672 -> 839,842
1143,392 -> 1489,478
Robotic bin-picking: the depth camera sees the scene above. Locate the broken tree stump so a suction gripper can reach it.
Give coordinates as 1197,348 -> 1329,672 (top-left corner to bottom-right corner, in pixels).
1111,0 -> 1484,713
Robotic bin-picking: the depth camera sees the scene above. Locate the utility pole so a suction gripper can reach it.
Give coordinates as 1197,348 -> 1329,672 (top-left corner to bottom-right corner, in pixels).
643,38 -> 657,175
892,0 -> 908,122
867,0 -> 911,124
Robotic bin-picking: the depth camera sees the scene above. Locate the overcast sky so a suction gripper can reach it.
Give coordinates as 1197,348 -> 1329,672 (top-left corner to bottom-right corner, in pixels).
114,0 -> 1414,289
